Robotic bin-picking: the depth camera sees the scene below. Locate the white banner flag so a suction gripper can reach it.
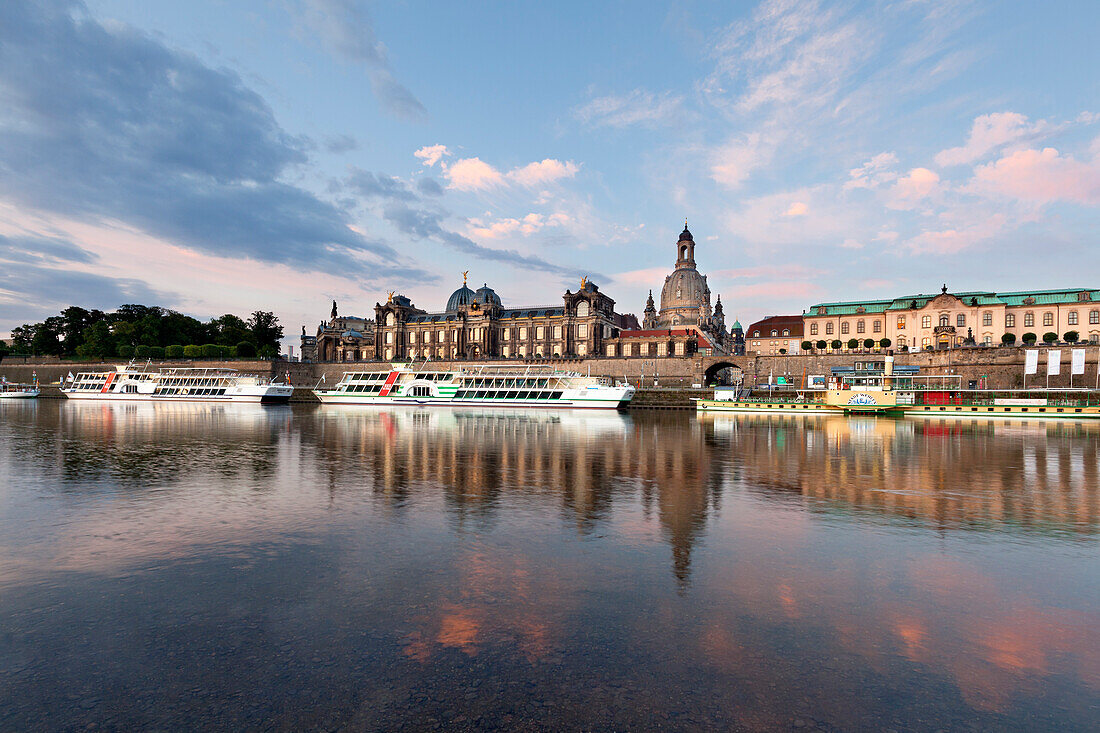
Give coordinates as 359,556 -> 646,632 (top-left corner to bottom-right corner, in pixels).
1047,350 -> 1061,376
1072,348 -> 1086,375
1024,349 -> 1039,375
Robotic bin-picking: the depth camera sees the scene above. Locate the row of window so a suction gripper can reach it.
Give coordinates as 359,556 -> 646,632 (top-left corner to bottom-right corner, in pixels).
605,342 -> 688,357
390,324 -> 606,345
454,390 -> 564,401
154,387 -> 227,396
809,309 -> 1100,335
751,329 -> 793,337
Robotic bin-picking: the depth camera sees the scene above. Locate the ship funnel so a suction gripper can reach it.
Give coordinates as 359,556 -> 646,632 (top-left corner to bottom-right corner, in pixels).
884,355 -> 894,376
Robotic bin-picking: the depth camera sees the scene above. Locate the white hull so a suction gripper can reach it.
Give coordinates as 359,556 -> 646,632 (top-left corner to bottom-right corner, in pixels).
0,390 -> 39,399
62,386 -> 292,403
316,388 -> 632,410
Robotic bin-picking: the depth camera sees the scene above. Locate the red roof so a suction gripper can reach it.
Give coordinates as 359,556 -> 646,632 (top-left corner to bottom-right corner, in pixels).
618,328 -> 695,338
746,314 -> 804,338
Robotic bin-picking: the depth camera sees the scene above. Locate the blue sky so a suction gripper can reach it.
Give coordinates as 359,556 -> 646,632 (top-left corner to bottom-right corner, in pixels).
1,0 -> 1098,342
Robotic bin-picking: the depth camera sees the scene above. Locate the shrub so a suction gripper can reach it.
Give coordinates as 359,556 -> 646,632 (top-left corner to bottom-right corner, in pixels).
134,344 -> 152,358
801,341 -> 813,351
235,341 -> 257,358
201,343 -> 222,358
1042,332 -> 1058,344
148,346 -> 165,359
1001,333 -> 1016,345
1022,332 -> 1037,344
1063,331 -> 1079,343
879,338 -> 891,348
816,340 -> 826,350
863,338 -> 875,349
117,344 -> 135,358
830,339 -> 842,350
847,338 -> 859,350
165,345 -> 184,358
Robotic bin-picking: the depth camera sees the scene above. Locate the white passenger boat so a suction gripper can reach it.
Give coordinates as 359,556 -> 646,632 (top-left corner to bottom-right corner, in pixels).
316,364 -> 634,409
61,364 -> 293,403
0,378 -> 39,399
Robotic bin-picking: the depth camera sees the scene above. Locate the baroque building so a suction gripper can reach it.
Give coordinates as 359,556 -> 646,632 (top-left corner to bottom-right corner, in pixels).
301,301 -> 375,362
746,315 -> 804,355
608,223 -> 731,356
373,276 -> 639,361
804,286 -> 1100,351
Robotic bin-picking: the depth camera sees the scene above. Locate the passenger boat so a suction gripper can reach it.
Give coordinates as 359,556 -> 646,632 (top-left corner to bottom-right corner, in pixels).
316,364 -> 634,409
61,364 -> 293,403
0,378 -> 39,399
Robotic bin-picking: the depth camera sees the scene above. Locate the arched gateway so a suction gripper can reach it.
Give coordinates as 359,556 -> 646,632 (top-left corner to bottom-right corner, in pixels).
704,360 -> 742,386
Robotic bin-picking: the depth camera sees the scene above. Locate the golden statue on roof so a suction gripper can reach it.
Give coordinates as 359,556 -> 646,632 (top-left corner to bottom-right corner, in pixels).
462,270 -> 469,285
580,276 -> 588,289
386,290 -> 395,303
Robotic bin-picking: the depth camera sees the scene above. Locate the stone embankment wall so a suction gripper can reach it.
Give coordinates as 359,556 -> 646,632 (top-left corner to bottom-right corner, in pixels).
4,345 -> 1098,397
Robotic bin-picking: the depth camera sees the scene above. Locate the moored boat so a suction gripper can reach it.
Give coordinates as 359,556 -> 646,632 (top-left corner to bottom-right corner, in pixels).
61,364 -> 293,403
0,378 -> 39,399
316,363 -> 634,409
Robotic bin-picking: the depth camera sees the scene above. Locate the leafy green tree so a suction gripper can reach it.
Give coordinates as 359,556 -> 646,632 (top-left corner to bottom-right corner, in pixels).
247,311 -> 283,350
1063,331 -> 1079,343
148,346 -> 165,359
183,345 -> 202,358
31,317 -> 64,356
118,344 -> 135,358
235,341 -> 257,357
830,339 -> 842,350
134,345 -> 152,358
879,338 -> 891,348
210,314 -> 250,346
1042,331 -> 1058,344
77,321 -> 114,358
201,344 -> 223,359
258,344 -> 279,358
1022,332 -> 1037,344
816,340 -> 827,350
847,338 -> 859,350
1001,333 -> 1016,345
165,345 -> 184,358
801,340 -> 813,351
863,338 -> 875,349
10,325 -> 34,353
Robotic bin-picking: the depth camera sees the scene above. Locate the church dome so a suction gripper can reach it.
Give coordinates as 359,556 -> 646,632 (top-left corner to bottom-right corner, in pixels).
679,225 -> 693,242
660,267 -> 709,313
446,284 -> 476,311
473,283 -> 502,306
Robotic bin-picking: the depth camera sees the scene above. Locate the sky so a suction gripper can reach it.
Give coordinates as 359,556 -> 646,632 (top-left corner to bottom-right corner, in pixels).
1,0 -> 1098,345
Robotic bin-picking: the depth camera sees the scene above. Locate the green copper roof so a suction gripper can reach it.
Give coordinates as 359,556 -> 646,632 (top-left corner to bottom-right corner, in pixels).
807,288 -> 1098,316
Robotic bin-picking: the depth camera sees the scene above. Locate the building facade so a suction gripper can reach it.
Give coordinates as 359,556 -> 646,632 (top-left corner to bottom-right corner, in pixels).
804,286 -> 1100,351
746,315 -> 804,354
301,301 -> 375,362
373,278 -> 638,361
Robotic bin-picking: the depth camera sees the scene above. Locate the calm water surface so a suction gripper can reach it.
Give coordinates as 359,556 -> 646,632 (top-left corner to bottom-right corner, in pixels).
1,401 -> 1098,731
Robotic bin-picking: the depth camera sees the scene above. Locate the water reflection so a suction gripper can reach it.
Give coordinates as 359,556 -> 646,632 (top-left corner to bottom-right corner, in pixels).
0,403 -> 1097,730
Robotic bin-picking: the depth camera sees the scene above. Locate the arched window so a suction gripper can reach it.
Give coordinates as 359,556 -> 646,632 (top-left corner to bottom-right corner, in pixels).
810,323 -> 818,335
1068,311 -> 1078,325
939,315 -> 949,327
826,322 -> 834,334
782,329 -> 789,336
1024,312 -> 1034,327
841,322 -> 849,334
753,330 -> 760,337
576,301 -> 590,317
1006,313 -> 1016,328
771,329 -> 778,337
1043,312 -> 1054,326
856,320 -> 865,333
385,312 -> 394,326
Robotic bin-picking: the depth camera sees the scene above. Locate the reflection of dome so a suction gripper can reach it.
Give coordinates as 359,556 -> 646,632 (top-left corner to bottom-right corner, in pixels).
474,283 -> 502,306
446,284 -> 476,311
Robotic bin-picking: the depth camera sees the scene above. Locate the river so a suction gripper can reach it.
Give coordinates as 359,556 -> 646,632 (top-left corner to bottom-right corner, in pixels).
1,401 -> 1097,730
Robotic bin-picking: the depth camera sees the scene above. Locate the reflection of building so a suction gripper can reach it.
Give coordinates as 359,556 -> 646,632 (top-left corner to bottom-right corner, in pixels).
607,224 -> 731,356
805,286 -> 1100,351
373,278 -> 638,361
746,315 -> 804,354
302,301 -> 375,362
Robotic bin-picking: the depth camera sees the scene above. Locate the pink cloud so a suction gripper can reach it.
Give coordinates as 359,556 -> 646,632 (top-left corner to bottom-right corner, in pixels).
934,112 -> 1047,167
414,144 -> 450,167
906,213 -> 1007,254
782,201 -> 808,217
506,159 -> 579,187
724,280 -> 821,301
611,266 -> 671,286
467,212 -> 570,239
844,152 -> 899,190
446,157 -> 505,191
887,167 -> 939,209
971,147 -> 1100,205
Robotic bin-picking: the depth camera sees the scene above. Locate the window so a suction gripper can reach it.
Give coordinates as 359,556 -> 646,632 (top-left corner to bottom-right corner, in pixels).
1024,312 -> 1035,327
782,329 -> 790,336
657,342 -> 667,356
536,326 -> 544,339
385,313 -> 394,326
576,301 -> 589,317
922,315 -> 931,328
409,332 -> 416,344
1006,313 -> 1016,328
753,330 -> 760,337
1091,310 -> 1100,324
1091,334 -> 1100,344
826,322 -> 834,335
810,323 -> 818,335
578,324 -> 588,338
1068,311 -> 1078,325
385,332 -> 393,344
922,337 -> 931,348
771,330 -> 778,337
1043,312 -> 1054,326
939,315 -> 949,327
983,312 -> 993,326
857,320 -> 865,334
841,322 -> 849,334
873,320 -> 882,333
553,325 -> 562,339
519,327 -> 527,339
898,336 -> 907,347
956,314 -> 966,327
897,316 -> 906,329
438,330 -> 445,343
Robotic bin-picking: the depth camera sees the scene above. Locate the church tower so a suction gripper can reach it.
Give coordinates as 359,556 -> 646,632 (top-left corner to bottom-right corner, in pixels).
642,290 -> 658,329
658,222 -> 711,326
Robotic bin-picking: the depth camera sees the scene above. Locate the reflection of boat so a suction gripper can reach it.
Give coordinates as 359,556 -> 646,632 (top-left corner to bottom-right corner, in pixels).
0,378 -> 39,399
317,364 -> 634,409
317,404 -> 631,436
61,363 -> 293,403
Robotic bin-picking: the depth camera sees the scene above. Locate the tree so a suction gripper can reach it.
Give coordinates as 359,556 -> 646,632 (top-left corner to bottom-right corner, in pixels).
201,343 -> 223,359
183,344 -> 202,358
10,325 -> 34,353
863,338 -> 875,349
1064,331 -> 1079,343
830,339 -> 842,350
149,346 -> 165,359
0,341 -> 8,360
847,338 -> 859,350
134,345 -> 152,358
118,344 -> 135,358
879,338 -> 891,348
1022,332 -> 1037,344
1042,331 -> 1058,344
1001,333 -> 1016,345
31,317 -> 64,356
76,320 -> 113,358
801,341 -> 813,351
210,314 -> 250,346
235,341 -> 257,358
165,345 -> 184,358
816,340 -> 826,350
247,311 -> 283,350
